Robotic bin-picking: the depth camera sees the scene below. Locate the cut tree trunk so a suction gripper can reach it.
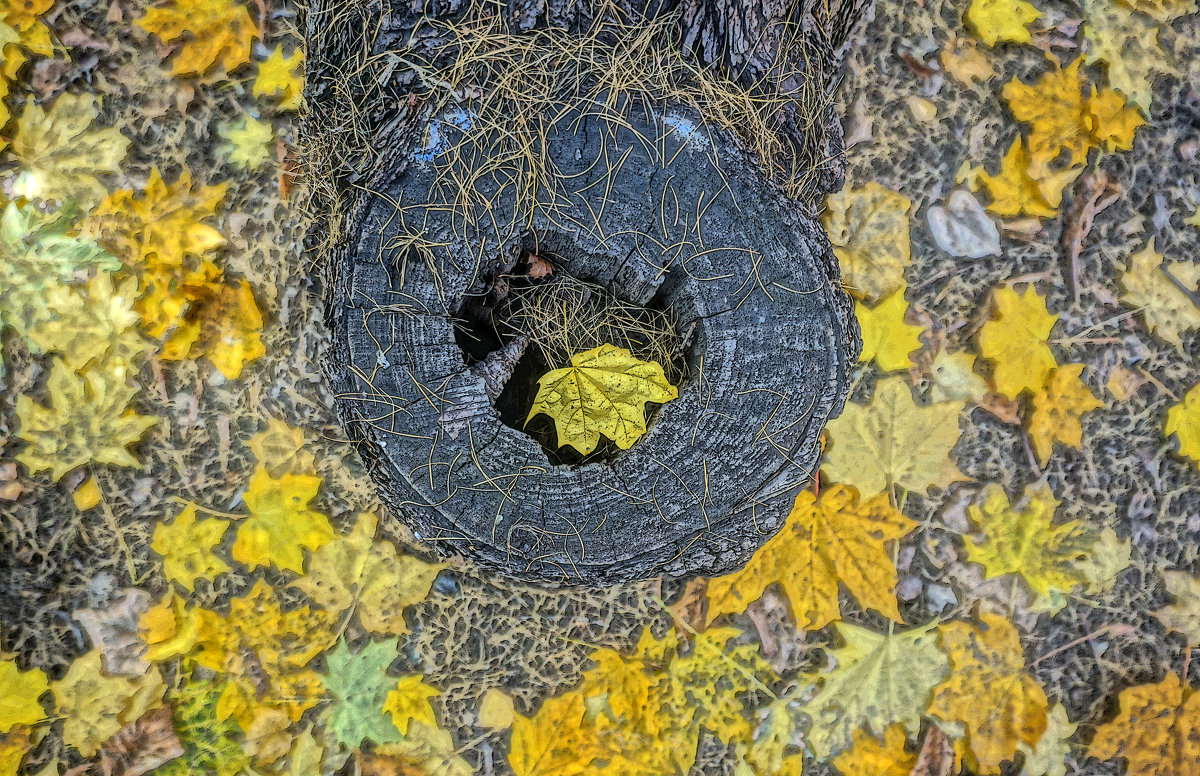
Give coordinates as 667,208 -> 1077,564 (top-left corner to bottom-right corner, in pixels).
305,0 -> 867,585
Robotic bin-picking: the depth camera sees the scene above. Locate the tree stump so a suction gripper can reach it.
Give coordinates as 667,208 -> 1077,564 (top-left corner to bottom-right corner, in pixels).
305,0 -> 867,584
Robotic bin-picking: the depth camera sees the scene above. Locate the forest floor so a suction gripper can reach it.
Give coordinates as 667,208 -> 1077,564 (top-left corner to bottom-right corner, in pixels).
0,0 -> 1198,775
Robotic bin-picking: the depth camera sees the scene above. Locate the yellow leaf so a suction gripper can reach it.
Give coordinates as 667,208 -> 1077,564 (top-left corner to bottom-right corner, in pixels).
963,483 -> 1095,607
28,274 -> 144,371
1116,0 -> 1198,19
929,613 -> 1048,774
734,699 -> 805,776
1075,527 -> 1131,595
479,688 -> 515,730
1085,86 -> 1146,151
822,182 -> 912,301
72,476 -> 101,511
1018,704 -> 1076,776
243,706 -> 292,766
1027,364 -> 1103,463
1083,0 -> 1164,113
940,36 -> 995,85
217,116 -> 274,170
202,280 -> 266,379
248,417 -> 315,477
526,344 -> 678,455
1002,58 -> 1094,172
0,660 -> 47,733
11,92 -> 129,208
856,289 -> 924,372
1166,383 -> 1200,467
150,503 -> 231,591
383,675 -> 440,736
966,0 -> 1042,46
280,725 -> 323,776
1119,240 -> 1200,348
823,377 -> 965,496
291,513 -> 444,635
0,726 -> 32,776
831,724 -> 916,776
51,651 -> 135,757
977,285 -> 1059,398
15,358 -> 157,481
707,484 -> 917,629
978,138 -> 1081,219
803,623 -> 949,758
1088,673 -> 1200,776
137,0 -> 259,77
1,0 -> 53,63
928,350 -> 987,403
509,693 -> 592,776
254,46 -> 304,111
1153,570 -> 1200,645
232,466 -> 334,573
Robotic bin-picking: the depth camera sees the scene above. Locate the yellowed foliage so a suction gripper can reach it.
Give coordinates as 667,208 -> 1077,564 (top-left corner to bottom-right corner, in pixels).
856,288 -> 924,372
966,0 -> 1042,46
193,279 -> 267,380
977,285 -> 1059,398
1028,364 -> 1103,463
1088,673 -> 1200,776
823,377 -> 965,496
292,513 -> 444,636
218,116 -> 274,170
51,651 -> 139,757
733,698 -> 805,775
1085,86 -> 1146,151
16,358 -> 156,481
929,613 -> 1048,774
137,0 -> 259,76
822,182 -> 912,301
478,688 -> 515,730
928,350 -> 988,403
383,675 -> 440,736
1153,570 -> 1200,645
1,0 -> 53,65
1003,58 -> 1097,173
254,46 -> 304,110
940,37 -> 996,85
243,706 -> 292,765
978,138 -> 1081,219
1166,383 -> 1200,467
150,503 -> 231,591
527,344 -> 678,455
830,724 -> 915,776
232,466 -> 335,574
707,484 -> 917,630
1119,239 -> 1200,348
248,417 -> 315,477
0,726 -> 32,776
1019,704 -> 1076,776
1084,0 -> 1164,113
28,274 -> 143,371
0,661 -> 47,733
12,93 -> 129,207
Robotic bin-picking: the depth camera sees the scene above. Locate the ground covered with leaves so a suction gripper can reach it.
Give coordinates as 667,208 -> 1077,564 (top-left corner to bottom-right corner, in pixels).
0,0 -> 1198,774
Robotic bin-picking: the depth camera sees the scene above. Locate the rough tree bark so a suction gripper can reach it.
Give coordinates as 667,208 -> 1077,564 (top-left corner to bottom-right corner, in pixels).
305,0 -> 868,584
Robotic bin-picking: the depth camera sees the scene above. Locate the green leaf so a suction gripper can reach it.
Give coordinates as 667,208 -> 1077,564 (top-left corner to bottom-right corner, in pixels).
321,638 -> 403,749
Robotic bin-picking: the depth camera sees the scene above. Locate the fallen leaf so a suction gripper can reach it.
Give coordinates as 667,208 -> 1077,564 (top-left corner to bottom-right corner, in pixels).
707,484 -> 917,630
0,660 -> 48,733
191,279 -> 266,379
823,377 -> 965,496
830,724 -> 915,776
383,675 -> 440,736
1083,0 -> 1164,113
966,0 -> 1042,46
929,613 -> 1048,774
28,274 -> 144,371
911,724 -> 956,776
1115,0 -> 1197,19
478,688 -> 515,730
526,344 -> 678,455
1165,383 -> 1200,466
100,706 -> 184,776
928,351 -> 988,403
73,476 -> 102,510
52,651 -> 137,757
1088,673 -> 1200,776
1085,86 -> 1146,151
1119,240 -> 1200,348
977,285 -> 1059,399
321,638 -> 404,749
1027,364 -> 1104,463
856,289 -> 925,372
253,46 -> 303,110
279,725 -> 323,776
803,623 -> 949,758
371,720 -> 474,776
247,418 -> 315,477
232,466 -> 334,574
242,706 -> 292,765
72,588 -> 152,677
150,503 -> 231,591
1152,570 -> 1200,645
1017,703 -> 1076,776
137,0 -> 258,77
940,37 -> 996,85
822,182 -> 913,301
1075,528 -> 1131,594
926,189 -> 1001,259
217,116 -> 274,170
1002,58 -> 1095,172
16,358 -> 157,481
978,138 -> 1081,219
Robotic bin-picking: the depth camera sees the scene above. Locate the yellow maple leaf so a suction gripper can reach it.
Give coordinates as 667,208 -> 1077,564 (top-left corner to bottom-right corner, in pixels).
978,138 -> 1081,219
929,612 -> 1048,774
1002,57 -> 1096,173
0,725 -> 32,776
856,288 -> 924,372
51,651 -> 137,757
822,182 -> 912,301
1152,570 -> 1200,645
509,692 -> 593,776
16,358 -> 157,481
248,417 -> 316,476
1085,86 -> 1146,151
830,724 -> 916,776
1115,0 -> 1198,20
1089,673 -> 1200,776
1083,0 -> 1164,113
963,483 -> 1095,608
218,116 -> 274,170
254,45 -> 304,111
1,0 -> 52,60
928,350 -> 988,403
527,344 -> 678,455
707,484 -> 917,629
977,285 -> 1059,398
1119,240 -> 1200,348
243,706 -> 292,766
966,0 -> 1042,46
28,274 -> 144,371
383,675 -> 441,736
291,513 -> 443,635
150,503 -> 231,591
733,697 -> 805,775
137,0 -> 259,77
1166,383 -> 1200,467
0,660 -> 47,733
802,622 -> 949,758
232,466 -> 335,573
823,377 -> 965,496
11,92 -> 129,208
1027,364 -> 1103,463
1018,704 -> 1076,776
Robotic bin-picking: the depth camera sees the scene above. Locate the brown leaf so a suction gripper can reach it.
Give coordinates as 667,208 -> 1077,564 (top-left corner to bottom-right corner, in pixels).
1062,171 -> 1120,301
101,706 -> 184,776
668,577 -> 708,638
910,724 -> 955,776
